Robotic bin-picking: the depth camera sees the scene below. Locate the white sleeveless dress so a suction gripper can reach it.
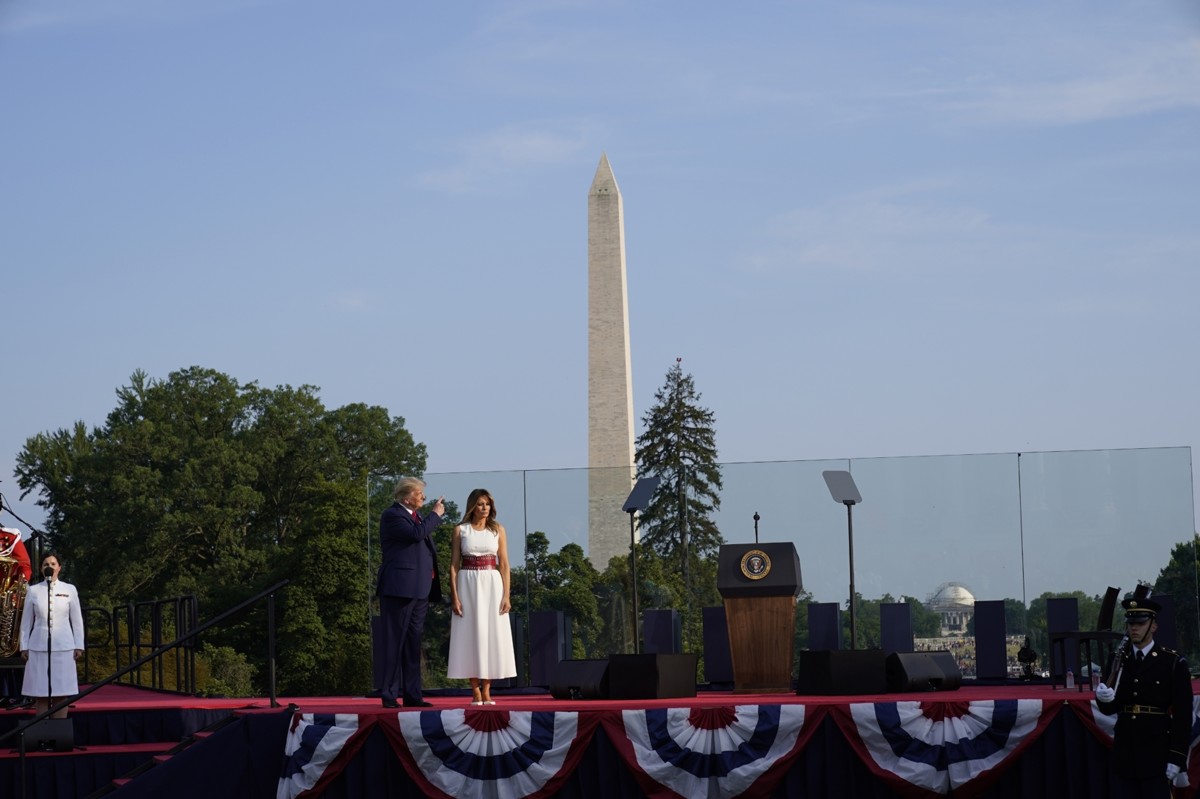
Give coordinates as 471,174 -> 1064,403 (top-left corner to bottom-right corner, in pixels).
447,524 -> 517,679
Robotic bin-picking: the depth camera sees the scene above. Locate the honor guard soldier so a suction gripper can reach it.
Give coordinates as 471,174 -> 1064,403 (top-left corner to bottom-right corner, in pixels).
1095,586 -> 1193,798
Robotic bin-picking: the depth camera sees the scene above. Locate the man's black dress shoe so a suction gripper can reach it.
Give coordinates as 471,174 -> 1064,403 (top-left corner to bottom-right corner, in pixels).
403,700 -> 433,708
381,699 -> 400,708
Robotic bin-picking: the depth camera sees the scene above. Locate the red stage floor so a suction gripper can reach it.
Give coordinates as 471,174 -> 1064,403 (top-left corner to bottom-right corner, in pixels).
3,681 -> 1196,798
5,678 -> 1116,714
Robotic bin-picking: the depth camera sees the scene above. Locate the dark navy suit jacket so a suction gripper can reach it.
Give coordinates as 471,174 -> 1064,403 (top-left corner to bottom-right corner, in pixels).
376,502 -> 442,602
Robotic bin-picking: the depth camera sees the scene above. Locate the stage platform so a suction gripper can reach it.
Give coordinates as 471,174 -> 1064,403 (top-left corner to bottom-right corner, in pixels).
2,681 -> 1198,798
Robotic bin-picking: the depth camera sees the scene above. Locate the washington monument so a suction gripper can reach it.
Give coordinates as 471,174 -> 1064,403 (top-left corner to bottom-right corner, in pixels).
587,154 -> 636,568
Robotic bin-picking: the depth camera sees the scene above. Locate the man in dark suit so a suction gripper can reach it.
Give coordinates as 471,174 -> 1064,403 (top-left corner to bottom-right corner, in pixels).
1095,586 -> 1193,798
377,477 -> 444,708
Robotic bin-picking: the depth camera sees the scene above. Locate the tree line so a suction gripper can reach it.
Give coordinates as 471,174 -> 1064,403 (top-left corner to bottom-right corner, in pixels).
13,361 -> 729,694
14,364 -> 1199,695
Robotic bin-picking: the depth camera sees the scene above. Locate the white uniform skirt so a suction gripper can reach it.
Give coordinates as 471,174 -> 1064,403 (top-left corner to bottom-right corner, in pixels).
21,651 -> 80,697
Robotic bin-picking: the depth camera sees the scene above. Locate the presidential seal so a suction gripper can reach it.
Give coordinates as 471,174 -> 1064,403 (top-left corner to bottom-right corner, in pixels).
740,549 -> 771,580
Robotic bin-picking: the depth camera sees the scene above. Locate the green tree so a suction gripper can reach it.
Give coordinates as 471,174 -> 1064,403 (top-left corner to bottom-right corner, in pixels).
593,543 -> 721,669
16,366 -> 427,696
272,481 -> 376,695
1026,590 -> 1103,661
593,554 -> 636,656
1004,598 -> 1029,637
793,590 -> 814,658
542,543 -> 603,658
850,593 -> 884,649
902,595 -> 943,638
1154,535 -> 1200,662
634,358 -> 723,589
837,594 -> 941,648
964,597 -> 1028,638
509,530 -> 551,622
507,533 -> 605,660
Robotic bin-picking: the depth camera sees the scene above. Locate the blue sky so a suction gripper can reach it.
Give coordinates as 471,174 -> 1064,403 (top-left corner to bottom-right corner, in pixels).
2,1 -> 1198,566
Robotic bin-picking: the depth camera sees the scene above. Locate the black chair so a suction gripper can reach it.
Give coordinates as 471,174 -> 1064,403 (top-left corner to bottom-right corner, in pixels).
1050,586 -> 1123,691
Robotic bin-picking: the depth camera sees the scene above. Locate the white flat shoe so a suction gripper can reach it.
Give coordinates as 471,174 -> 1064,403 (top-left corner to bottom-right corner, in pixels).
483,700 -> 496,705
470,700 -> 484,706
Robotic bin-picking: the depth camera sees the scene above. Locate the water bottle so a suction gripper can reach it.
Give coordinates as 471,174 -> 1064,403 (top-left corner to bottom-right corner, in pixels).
1065,669 -> 1075,689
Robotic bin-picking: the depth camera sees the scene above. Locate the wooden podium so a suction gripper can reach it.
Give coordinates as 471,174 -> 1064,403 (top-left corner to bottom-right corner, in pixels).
717,543 -> 803,693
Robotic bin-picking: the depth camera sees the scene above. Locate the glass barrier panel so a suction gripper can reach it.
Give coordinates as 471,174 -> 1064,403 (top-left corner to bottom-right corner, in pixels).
373,445 -> 1197,685
848,453 -> 1024,607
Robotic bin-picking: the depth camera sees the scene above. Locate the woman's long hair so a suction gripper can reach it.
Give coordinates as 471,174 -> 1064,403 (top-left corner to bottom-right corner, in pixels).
458,488 -> 499,532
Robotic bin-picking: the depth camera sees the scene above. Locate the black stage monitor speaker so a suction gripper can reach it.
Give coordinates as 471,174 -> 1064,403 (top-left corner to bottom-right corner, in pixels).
702,607 -> 734,684
21,718 -> 74,752
886,651 -> 962,692
549,659 -> 610,700
973,600 -> 1008,681
607,653 -> 698,700
530,611 -> 571,687
604,652 -> 700,695
798,650 -> 889,695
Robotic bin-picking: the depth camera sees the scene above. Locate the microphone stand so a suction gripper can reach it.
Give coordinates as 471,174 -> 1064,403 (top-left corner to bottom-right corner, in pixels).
45,573 -> 53,730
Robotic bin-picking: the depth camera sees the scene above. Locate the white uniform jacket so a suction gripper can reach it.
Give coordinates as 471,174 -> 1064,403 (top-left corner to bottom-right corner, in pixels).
19,579 -> 86,652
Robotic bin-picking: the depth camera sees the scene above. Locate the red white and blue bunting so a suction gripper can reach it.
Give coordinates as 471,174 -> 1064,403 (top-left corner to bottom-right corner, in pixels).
602,704 -> 814,799
388,709 -> 599,799
278,713 -> 364,799
836,699 -> 1055,797
1079,699 -> 1116,742
280,696 -> 1185,799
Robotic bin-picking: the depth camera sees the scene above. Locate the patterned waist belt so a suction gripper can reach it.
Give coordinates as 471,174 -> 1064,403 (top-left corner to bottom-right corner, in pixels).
461,554 -> 498,570
1122,704 -> 1168,715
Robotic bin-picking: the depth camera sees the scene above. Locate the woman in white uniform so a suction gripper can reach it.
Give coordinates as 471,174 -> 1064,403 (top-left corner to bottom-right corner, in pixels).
20,553 -> 85,718
447,488 -> 516,705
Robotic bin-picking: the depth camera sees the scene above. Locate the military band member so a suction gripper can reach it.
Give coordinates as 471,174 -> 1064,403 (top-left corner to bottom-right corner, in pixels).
0,526 -> 32,708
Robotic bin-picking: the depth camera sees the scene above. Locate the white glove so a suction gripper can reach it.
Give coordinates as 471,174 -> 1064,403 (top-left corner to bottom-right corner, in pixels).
1094,682 -> 1115,703
1166,763 -> 1181,782
1174,769 -> 1190,788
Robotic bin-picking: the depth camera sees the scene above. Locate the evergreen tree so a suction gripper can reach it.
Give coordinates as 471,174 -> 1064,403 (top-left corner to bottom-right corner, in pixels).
634,358 -> 723,587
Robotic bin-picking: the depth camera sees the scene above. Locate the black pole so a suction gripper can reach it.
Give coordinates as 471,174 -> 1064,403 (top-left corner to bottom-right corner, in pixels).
753,512 -> 760,544
523,470 -> 531,686
621,475 -> 660,659
267,591 -> 279,708
846,501 -> 857,651
629,511 -> 639,654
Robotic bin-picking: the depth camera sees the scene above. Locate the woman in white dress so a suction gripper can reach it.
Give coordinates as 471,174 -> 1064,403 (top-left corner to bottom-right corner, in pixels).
20,552 -> 85,719
447,488 -> 516,705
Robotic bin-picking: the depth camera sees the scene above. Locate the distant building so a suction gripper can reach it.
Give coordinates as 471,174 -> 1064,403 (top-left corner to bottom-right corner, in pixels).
928,582 -> 975,636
